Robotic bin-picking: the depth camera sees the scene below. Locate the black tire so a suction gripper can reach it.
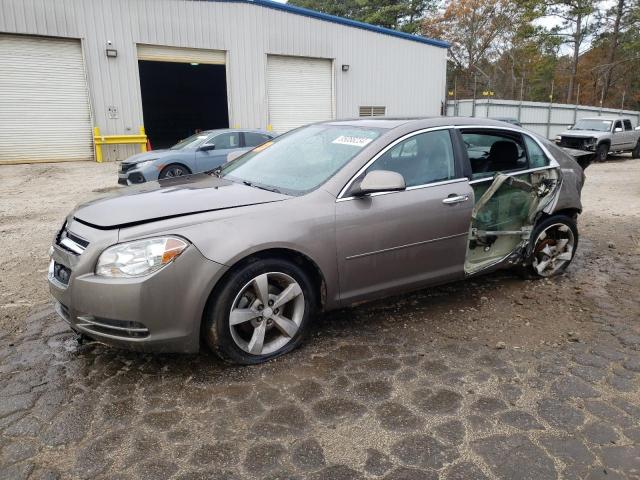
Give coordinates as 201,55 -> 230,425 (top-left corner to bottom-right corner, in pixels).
159,163 -> 191,179
203,258 -> 317,365
595,143 -> 609,162
523,215 -> 579,279
632,141 -> 640,159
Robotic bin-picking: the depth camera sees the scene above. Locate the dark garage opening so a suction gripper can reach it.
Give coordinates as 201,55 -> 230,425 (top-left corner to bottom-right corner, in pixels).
138,60 -> 229,149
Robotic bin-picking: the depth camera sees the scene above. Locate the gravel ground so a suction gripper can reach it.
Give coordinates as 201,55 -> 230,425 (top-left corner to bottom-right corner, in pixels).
0,157 -> 639,479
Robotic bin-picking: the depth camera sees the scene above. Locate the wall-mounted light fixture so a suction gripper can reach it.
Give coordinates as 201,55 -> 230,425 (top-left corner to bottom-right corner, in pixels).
342,64 -> 350,72
106,40 -> 117,58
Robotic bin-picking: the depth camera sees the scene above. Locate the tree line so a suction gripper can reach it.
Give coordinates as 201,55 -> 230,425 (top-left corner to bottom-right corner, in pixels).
289,0 -> 640,110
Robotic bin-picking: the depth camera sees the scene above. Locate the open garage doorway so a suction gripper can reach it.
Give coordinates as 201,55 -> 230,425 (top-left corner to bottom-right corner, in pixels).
137,45 -> 229,149
138,61 -> 228,149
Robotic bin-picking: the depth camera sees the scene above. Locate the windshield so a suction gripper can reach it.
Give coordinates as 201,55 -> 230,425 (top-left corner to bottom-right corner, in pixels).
572,119 -> 612,132
170,132 -> 210,150
219,124 -> 383,195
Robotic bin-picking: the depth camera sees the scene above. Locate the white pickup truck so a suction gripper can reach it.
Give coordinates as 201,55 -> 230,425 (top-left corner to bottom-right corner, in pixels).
555,117 -> 640,162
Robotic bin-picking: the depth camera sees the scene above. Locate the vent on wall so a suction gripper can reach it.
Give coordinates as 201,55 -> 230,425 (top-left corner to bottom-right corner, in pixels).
359,106 -> 386,117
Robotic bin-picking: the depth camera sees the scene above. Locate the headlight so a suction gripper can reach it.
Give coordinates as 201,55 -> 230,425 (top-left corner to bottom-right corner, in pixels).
96,236 -> 188,277
554,136 -> 561,142
135,159 -> 157,168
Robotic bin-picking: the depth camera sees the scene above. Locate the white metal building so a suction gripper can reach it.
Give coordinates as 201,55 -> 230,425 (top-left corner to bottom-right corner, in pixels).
0,0 -> 448,163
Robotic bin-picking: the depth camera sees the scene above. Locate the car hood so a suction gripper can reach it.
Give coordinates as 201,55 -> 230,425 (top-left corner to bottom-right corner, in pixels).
72,174 -> 290,229
558,130 -> 607,139
123,149 -> 174,163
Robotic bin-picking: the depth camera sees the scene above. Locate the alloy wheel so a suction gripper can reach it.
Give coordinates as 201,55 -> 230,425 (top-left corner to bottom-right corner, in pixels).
532,223 -> 575,277
164,167 -> 185,178
228,272 -> 305,355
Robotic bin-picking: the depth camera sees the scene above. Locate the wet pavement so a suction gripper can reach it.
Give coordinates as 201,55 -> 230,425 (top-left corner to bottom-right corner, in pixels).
1,161 -> 640,479
1,247 -> 639,480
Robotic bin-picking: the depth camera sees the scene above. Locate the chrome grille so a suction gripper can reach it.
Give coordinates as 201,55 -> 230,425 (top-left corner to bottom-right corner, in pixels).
559,137 -> 586,149
56,225 -> 89,255
76,315 -> 150,339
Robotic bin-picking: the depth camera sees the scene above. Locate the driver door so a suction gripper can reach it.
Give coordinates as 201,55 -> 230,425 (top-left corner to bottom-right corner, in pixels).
335,129 -> 473,304
195,131 -> 241,171
622,119 -> 635,150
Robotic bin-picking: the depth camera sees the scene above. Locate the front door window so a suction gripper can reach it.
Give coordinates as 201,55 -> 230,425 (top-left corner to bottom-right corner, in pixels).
364,129 -> 456,187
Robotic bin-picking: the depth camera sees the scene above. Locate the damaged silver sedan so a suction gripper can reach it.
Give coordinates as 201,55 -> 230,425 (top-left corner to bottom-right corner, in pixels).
48,118 -> 585,364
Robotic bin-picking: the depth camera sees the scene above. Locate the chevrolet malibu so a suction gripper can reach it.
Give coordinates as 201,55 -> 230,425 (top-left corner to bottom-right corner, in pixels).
49,118 -> 585,364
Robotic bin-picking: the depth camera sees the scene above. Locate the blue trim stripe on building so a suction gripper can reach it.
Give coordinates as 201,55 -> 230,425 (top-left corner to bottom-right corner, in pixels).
221,0 -> 450,49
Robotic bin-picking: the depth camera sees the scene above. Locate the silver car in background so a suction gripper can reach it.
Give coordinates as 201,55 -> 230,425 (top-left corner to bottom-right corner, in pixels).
49,118 -> 585,364
118,128 -> 275,185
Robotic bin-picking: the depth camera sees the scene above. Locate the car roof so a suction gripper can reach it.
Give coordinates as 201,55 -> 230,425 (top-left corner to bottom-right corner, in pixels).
580,117 -> 619,121
323,116 -> 524,130
200,128 -> 274,135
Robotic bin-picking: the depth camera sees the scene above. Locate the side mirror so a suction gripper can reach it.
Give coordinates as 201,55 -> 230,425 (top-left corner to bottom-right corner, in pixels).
199,144 -> 216,151
353,170 -> 406,196
614,127 -> 623,133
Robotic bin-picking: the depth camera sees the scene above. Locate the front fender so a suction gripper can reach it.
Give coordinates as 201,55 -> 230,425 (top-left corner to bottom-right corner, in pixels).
171,192 -> 341,308
154,152 -> 196,174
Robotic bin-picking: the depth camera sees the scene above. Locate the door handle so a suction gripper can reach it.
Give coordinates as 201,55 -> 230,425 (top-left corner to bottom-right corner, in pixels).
442,194 -> 469,205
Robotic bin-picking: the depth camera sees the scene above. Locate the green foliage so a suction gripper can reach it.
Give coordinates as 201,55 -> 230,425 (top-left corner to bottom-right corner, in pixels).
288,0 -> 435,33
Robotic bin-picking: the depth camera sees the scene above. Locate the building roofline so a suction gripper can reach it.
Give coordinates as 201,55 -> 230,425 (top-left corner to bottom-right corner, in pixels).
222,0 -> 450,49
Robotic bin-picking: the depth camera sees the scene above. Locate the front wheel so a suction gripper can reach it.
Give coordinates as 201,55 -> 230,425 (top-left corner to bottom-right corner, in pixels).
595,143 -> 609,162
204,258 -> 317,364
159,163 -> 191,179
525,215 -> 578,278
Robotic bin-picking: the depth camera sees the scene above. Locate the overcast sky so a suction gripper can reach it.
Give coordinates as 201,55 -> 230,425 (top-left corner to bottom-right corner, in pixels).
278,0 -> 615,54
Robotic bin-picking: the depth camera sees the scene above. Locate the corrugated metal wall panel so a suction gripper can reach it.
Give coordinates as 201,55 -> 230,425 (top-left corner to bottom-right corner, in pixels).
0,33 -> 93,163
445,99 -> 640,138
0,0 -> 448,161
267,55 -> 333,133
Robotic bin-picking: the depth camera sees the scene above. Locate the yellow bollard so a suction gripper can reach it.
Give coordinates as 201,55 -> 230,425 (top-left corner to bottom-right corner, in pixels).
93,127 -> 103,163
139,126 -> 147,152
92,126 -> 148,161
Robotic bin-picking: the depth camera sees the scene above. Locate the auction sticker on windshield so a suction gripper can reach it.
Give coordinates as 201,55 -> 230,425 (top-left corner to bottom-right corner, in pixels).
332,135 -> 374,147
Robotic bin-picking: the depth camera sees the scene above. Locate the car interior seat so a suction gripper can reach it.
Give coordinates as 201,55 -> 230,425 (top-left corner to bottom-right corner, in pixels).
487,140 -> 520,172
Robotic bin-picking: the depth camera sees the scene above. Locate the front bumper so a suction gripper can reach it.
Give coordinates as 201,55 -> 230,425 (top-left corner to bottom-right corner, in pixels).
556,137 -> 597,151
48,228 -> 228,353
118,170 -> 146,185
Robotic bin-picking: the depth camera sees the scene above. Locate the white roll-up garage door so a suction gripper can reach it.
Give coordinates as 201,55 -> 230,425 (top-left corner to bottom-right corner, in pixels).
267,55 -> 334,133
137,44 -> 226,64
0,34 -> 93,164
